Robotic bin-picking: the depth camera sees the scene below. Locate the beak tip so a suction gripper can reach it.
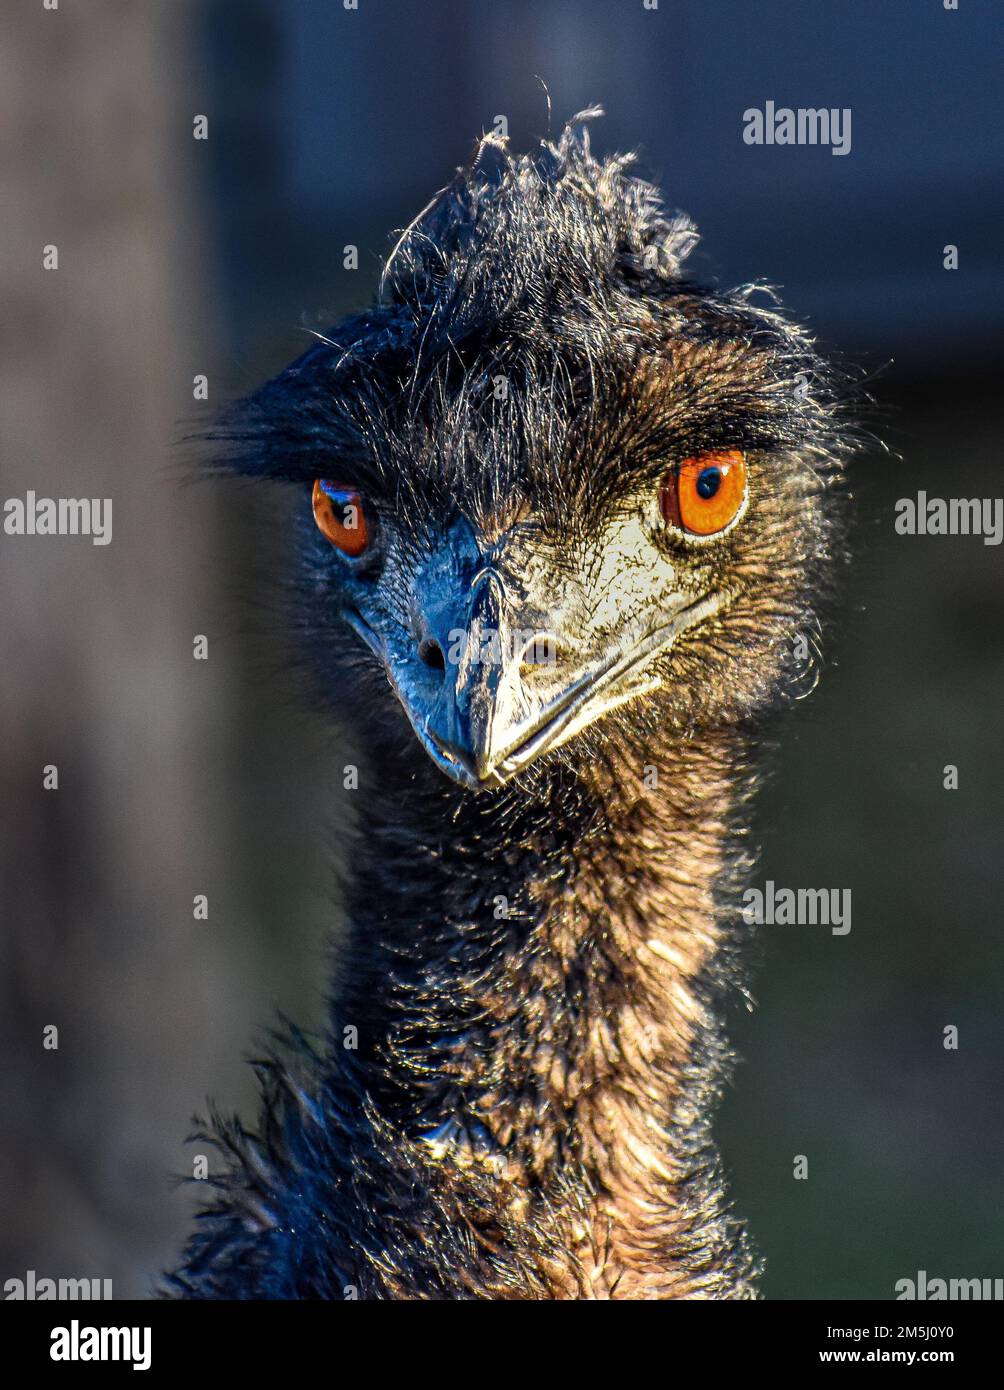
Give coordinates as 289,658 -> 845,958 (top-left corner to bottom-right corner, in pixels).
472,751 -> 495,782
420,724 -> 506,791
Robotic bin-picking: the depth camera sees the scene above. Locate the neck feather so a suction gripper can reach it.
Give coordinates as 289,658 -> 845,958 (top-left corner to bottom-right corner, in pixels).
330,722 -> 758,1298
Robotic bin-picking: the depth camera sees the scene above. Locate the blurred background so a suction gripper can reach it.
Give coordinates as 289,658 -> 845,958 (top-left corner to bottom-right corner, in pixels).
2,0 -> 1001,1299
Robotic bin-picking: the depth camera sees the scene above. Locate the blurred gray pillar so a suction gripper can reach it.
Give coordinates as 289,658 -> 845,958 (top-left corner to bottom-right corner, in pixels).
0,2 -> 256,1295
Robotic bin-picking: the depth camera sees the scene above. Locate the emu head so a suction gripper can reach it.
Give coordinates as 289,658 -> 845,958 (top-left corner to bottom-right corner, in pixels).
222,113 -> 847,791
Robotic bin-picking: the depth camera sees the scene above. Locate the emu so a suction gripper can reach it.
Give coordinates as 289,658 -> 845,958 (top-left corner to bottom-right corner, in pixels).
168,112 -> 851,1300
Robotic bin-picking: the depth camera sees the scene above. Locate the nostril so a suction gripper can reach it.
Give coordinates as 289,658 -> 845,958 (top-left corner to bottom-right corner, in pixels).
519,631 -> 559,677
418,636 -> 447,672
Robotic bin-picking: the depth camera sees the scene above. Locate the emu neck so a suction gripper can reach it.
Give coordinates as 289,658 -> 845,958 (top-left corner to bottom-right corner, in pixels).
333,725 -> 754,1298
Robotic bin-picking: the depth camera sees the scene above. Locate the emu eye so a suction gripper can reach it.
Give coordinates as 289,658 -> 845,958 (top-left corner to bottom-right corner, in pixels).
660,451 -> 747,537
312,479 -> 370,556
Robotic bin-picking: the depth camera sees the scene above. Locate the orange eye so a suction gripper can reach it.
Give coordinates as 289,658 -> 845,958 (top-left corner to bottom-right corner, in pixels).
660,450 -> 747,537
311,479 -> 370,556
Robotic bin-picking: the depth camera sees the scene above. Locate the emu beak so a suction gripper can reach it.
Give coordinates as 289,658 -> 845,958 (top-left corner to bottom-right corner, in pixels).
407,580 -> 691,790
407,561 -> 557,790
344,521 -> 724,791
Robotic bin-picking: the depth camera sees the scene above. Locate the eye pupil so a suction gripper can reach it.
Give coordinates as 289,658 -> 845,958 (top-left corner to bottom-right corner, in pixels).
696,466 -> 721,500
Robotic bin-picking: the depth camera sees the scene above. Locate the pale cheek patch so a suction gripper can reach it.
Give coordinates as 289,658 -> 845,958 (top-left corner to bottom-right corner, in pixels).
585,516 -> 679,635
